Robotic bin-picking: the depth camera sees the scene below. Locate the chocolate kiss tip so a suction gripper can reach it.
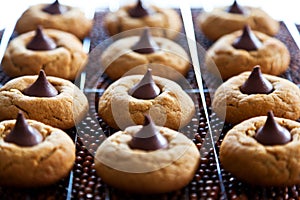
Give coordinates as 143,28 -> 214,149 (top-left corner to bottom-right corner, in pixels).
232,25 -> 262,51
23,70 -> 58,97
4,112 -> 43,147
128,68 -> 160,99
240,65 -> 273,94
227,0 -> 244,14
42,0 -> 67,15
255,111 -> 291,146
131,28 -> 159,54
129,114 -> 168,151
26,26 -> 57,51
128,0 -> 150,18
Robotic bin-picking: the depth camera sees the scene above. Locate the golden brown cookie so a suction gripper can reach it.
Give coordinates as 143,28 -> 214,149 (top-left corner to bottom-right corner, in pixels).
94,125 -> 200,194
205,30 -> 290,80
197,6 -> 279,41
101,34 -> 190,81
0,74 -> 89,130
212,71 -> 300,124
220,115 -> 300,186
98,74 -> 195,130
15,2 -> 93,40
1,28 -> 88,81
103,2 -> 182,39
0,118 -> 75,187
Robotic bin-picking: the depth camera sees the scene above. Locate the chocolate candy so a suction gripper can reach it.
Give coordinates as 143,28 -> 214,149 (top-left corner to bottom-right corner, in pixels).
4,112 -> 43,147
232,25 -> 262,51
131,28 -> 159,54
26,26 -> 57,51
42,0 -> 67,15
23,70 -> 58,97
128,68 -> 160,99
128,0 -> 152,18
255,111 -> 291,145
129,114 -> 168,151
226,0 -> 245,14
240,65 -> 273,94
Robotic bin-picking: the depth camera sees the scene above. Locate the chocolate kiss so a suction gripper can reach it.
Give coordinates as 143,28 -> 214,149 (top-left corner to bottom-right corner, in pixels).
128,0 -> 151,18
255,111 -> 291,145
128,68 -> 160,99
227,0 -> 245,14
42,0 -> 67,15
232,25 -> 262,51
129,114 -> 168,151
26,26 -> 57,51
240,66 -> 273,94
23,70 -> 58,97
4,112 -> 43,147
131,28 -> 159,54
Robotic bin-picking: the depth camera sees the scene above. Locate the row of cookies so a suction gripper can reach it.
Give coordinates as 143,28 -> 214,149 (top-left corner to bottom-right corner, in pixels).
0,0 -> 92,187
91,0 -> 203,194
198,0 -> 290,80
199,1 -> 300,187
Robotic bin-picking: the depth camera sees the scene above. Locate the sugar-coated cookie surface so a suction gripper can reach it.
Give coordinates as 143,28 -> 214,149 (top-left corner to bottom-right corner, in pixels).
98,74 -> 195,130
101,35 -> 190,81
220,116 -> 300,186
0,75 -> 89,130
2,29 -> 88,81
212,71 -> 300,124
0,119 -> 75,187
94,125 -> 200,194
104,3 -> 182,39
197,6 -> 279,41
15,3 -> 93,39
205,30 -> 290,80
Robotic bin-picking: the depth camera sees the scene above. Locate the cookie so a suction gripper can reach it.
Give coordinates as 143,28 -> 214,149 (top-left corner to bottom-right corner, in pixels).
94,120 -> 200,194
0,116 -> 75,187
103,0 -> 182,39
197,1 -> 279,41
101,28 -> 190,81
15,0 -> 93,39
205,28 -> 290,80
212,68 -> 300,124
1,27 -> 88,81
98,72 -> 195,130
220,114 -> 300,186
0,73 -> 89,130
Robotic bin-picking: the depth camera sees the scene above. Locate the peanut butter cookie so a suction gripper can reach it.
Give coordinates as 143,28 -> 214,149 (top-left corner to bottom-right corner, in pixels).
0,116 -> 75,187
2,28 -> 88,81
94,121 -> 200,194
103,0 -> 182,39
220,115 -> 300,186
15,1 -> 93,39
197,1 -> 279,41
205,29 -> 290,80
101,29 -> 190,81
212,69 -> 300,124
98,73 -> 195,130
0,74 -> 88,130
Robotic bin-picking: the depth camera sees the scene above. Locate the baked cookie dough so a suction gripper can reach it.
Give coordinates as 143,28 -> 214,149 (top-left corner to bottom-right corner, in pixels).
103,1 -> 182,39
1,28 -> 88,81
212,70 -> 300,124
15,1 -> 93,39
98,74 -> 195,130
94,124 -> 200,194
205,29 -> 290,80
220,115 -> 300,186
0,74 -> 89,130
0,118 -> 75,187
101,32 -> 190,81
197,3 -> 279,41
